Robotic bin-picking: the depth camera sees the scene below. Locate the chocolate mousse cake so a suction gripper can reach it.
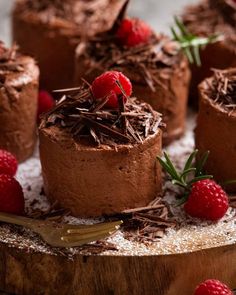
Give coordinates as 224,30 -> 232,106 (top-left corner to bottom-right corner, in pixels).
39,73 -> 163,217
74,20 -> 191,145
182,0 -> 236,105
195,68 -> 236,192
0,42 -> 39,162
12,0 -> 128,91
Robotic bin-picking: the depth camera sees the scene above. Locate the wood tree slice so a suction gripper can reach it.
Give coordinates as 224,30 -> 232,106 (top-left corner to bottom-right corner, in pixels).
0,241 -> 236,295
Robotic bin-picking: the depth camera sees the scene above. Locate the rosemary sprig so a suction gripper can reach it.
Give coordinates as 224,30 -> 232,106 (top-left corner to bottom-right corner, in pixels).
157,149 -> 213,193
171,17 -> 221,66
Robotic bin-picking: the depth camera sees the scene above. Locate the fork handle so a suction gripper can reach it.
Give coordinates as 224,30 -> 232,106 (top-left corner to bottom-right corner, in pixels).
0,212 -> 33,228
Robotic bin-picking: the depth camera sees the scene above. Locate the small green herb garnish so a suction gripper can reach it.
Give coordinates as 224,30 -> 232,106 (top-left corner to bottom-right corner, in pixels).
171,17 -> 221,66
157,149 -> 213,205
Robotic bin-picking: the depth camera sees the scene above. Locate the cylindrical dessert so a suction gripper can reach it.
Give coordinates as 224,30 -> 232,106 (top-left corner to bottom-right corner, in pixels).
12,0 -> 128,91
39,79 -> 163,217
182,0 -> 236,106
75,23 -> 190,145
195,68 -> 236,192
0,42 -> 39,162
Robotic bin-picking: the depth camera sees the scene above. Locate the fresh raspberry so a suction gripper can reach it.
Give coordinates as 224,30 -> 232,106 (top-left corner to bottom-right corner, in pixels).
184,179 -> 229,221
116,18 -> 153,47
91,71 -> 132,108
0,149 -> 18,177
194,279 -> 233,295
0,174 -> 24,215
38,90 -> 55,121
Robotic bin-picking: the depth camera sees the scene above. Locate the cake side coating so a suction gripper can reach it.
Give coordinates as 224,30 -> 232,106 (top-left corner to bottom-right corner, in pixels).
75,34 -> 191,145
12,0 -> 128,90
0,43 -> 39,162
39,125 -> 162,217
195,69 -> 236,192
182,0 -> 236,104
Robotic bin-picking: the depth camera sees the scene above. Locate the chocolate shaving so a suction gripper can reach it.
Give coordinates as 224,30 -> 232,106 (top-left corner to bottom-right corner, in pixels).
206,68 -> 236,111
78,32 -> 182,93
121,197 -> 177,243
41,84 -> 162,146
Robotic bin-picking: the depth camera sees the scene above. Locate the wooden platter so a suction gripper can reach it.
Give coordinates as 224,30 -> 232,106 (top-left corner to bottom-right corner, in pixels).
0,116 -> 235,295
0,241 -> 236,295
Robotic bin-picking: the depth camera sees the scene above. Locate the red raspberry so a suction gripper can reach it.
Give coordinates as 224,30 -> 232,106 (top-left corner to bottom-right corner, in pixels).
0,174 -> 24,215
91,71 -> 132,108
0,149 -> 18,177
38,90 -> 55,121
116,18 -> 152,47
194,279 -> 233,295
184,179 -> 229,221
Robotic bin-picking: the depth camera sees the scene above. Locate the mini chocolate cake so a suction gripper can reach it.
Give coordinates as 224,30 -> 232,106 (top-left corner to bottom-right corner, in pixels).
0,42 -> 39,162
182,0 -> 236,105
12,0 -> 128,91
195,68 -> 236,192
74,29 -> 190,145
39,83 -> 163,217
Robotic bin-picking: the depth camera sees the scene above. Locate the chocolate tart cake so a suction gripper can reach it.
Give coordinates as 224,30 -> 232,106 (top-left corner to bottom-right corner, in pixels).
0,42 -> 39,162
182,0 -> 236,105
195,68 -> 236,192
75,32 -> 191,145
39,84 -> 163,217
12,0 -> 128,91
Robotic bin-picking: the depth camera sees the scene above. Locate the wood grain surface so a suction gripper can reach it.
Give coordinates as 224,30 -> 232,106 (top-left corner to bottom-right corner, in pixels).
0,242 -> 236,295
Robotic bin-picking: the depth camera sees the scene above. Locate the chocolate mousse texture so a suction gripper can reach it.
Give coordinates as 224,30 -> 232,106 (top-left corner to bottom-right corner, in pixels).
0,42 -> 39,162
12,0 -> 128,91
39,83 -> 163,217
75,28 -> 190,145
195,68 -> 236,192
182,0 -> 236,105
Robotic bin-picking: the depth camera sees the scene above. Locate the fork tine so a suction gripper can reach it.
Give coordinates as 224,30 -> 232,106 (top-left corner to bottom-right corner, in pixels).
61,228 -> 118,247
66,220 -> 122,234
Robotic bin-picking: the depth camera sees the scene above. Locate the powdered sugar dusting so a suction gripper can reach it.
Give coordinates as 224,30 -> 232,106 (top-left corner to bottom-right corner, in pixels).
0,112 -> 236,257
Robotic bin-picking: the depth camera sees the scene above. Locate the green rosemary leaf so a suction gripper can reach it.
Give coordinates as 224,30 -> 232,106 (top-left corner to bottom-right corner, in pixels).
157,156 -> 178,180
171,17 -> 221,67
171,27 -> 179,41
195,150 -> 210,177
164,152 -> 181,180
189,175 -> 213,185
193,45 -> 201,66
174,16 -> 190,37
180,168 -> 197,181
183,150 -> 198,175
183,47 -> 194,64
172,179 -> 187,189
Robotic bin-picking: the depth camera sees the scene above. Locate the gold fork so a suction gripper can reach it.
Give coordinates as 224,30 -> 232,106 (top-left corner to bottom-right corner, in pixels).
0,212 -> 122,248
